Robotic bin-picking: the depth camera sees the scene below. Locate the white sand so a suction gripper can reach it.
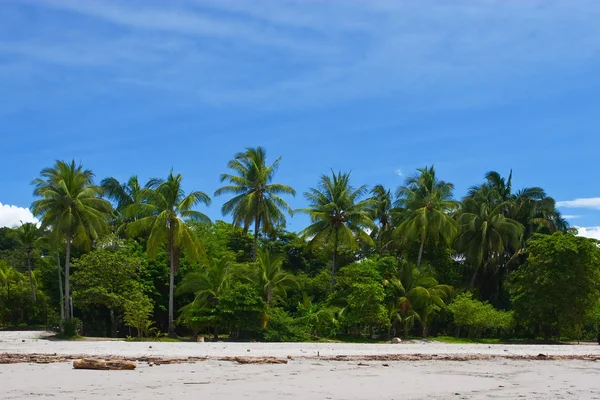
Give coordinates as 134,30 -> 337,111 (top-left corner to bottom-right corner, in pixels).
1,331 -> 600,399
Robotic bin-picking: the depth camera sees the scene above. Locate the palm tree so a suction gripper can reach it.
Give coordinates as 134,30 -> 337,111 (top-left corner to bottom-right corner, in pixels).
125,171 -> 211,337
298,171 -> 375,287
215,147 -> 296,261
243,248 -> 297,305
101,175 -> 142,211
15,222 -> 40,301
178,256 -> 231,339
101,175 -> 144,235
178,257 -> 232,309
31,160 -> 112,321
369,185 -> 401,254
394,262 -> 452,338
395,166 -> 459,267
457,186 -> 524,288
482,171 -> 567,237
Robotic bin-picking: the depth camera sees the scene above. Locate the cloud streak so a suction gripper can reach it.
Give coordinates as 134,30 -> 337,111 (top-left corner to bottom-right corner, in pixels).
556,198 -> 600,210
1,0 -> 600,110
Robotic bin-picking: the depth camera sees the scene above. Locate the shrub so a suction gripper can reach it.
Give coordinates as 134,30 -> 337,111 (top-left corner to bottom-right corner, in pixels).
60,318 -> 82,338
262,307 -> 310,342
448,293 -> 514,338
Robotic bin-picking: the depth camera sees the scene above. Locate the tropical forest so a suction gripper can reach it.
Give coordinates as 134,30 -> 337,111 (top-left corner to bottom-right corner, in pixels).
1,147 -> 599,342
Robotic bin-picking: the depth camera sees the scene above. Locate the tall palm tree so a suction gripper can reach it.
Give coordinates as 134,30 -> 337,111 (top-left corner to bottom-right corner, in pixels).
125,171 -> 211,337
101,175 -> 144,235
15,222 -> 40,301
369,185 -> 405,255
457,186 -> 524,288
31,160 -> 112,321
243,248 -> 297,305
101,175 -> 142,211
395,166 -> 459,267
482,171 -> 567,237
215,147 -> 296,261
299,171 -> 375,287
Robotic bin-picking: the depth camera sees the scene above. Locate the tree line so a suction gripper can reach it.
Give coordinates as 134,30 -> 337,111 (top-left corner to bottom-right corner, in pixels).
1,147 -> 599,341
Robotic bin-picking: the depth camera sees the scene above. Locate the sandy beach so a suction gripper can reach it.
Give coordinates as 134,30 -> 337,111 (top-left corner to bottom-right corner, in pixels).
1,331 -> 600,399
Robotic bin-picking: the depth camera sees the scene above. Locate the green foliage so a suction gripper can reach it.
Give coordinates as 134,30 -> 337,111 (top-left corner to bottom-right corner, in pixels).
242,248 -> 298,305
296,296 -> 341,338
448,292 -> 514,337
262,307 -> 311,342
510,233 -> 600,338
123,294 -> 154,338
60,317 -> 82,338
0,158 -> 579,342
333,260 -> 388,334
216,282 -> 265,337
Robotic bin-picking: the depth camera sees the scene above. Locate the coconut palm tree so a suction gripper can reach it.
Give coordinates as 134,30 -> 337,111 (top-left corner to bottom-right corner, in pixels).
457,186 -> 524,288
369,185 -> 402,254
215,147 -> 296,261
395,166 -> 459,267
178,256 -> 232,309
298,171 -> 375,287
481,171 -> 567,238
31,160 -> 112,321
15,222 -> 40,301
243,248 -> 297,305
125,171 -> 211,337
101,175 -> 142,211
101,175 -> 144,235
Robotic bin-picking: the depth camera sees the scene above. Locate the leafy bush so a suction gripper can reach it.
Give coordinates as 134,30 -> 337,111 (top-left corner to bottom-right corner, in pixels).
60,318 -> 82,338
262,307 -> 310,342
216,282 -> 265,338
448,293 -> 514,338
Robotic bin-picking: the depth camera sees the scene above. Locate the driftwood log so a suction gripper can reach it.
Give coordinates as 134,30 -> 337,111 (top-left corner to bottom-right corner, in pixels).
73,358 -> 136,370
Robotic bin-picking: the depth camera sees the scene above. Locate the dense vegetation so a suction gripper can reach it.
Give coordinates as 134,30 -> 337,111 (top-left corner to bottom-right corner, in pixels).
1,148 -> 599,342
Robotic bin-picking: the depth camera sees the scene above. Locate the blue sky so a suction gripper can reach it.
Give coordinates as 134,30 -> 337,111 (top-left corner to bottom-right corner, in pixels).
1,0 -> 600,236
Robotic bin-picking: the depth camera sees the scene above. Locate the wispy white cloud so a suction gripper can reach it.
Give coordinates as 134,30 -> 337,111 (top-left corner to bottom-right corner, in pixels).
0,203 -> 38,228
1,0 -> 600,110
562,215 -> 582,220
574,226 -> 600,240
395,169 -> 403,176
556,198 -> 600,210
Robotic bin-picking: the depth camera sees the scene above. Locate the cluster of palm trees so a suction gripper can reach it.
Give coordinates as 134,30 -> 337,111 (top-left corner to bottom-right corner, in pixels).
29,147 -> 567,335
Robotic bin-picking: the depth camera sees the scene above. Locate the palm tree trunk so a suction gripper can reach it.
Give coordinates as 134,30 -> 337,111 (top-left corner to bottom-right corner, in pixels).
331,229 -> 339,289
27,252 -> 36,302
403,320 -> 409,339
252,216 -> 260,262
64,239 -> 71,321
56,250 -> 64,321
168,225 -> 176,338
417,235 -> 425,267
469,264 -> 479,289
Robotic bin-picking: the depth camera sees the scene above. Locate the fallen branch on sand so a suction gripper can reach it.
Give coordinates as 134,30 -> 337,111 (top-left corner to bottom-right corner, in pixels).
221,356 -> 288,364
73,358 -> 136,370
